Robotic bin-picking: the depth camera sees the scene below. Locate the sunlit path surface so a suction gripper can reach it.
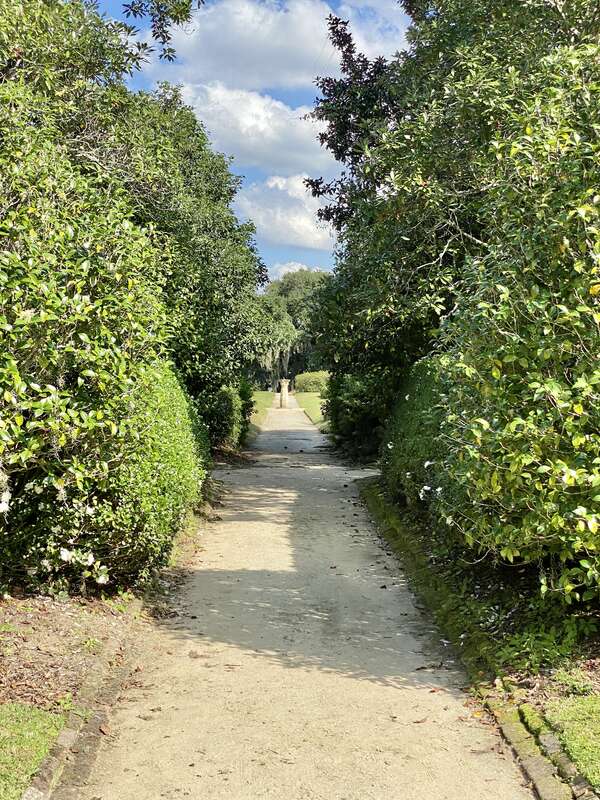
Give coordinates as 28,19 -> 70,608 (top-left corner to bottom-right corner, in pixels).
64,399 -> 533,800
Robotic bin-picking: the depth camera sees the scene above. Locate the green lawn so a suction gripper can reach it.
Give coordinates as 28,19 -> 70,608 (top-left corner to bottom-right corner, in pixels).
546,695 -> 600,791
0,702 -> 64,800
246,391 -> 275,442
295,392 -> 325,427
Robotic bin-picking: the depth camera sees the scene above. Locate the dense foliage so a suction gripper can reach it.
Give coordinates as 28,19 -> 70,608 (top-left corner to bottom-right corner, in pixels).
0,0 -> 263,591
252,269 -> 327,388
311,1 -> 600,601
294,371 -> 329,394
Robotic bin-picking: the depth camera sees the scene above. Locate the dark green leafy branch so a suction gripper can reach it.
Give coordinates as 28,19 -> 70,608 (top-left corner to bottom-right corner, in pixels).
310,0 -> 600,608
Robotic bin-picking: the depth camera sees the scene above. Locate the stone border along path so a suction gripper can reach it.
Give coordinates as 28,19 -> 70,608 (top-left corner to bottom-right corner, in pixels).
55,396 -> 535,800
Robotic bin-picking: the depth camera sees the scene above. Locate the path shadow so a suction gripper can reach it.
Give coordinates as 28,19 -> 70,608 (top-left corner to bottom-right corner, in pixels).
157,415 -> 466,694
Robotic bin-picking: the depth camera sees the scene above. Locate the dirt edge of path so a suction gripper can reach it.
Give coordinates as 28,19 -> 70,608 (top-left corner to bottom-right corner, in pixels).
21,605 -> 138,800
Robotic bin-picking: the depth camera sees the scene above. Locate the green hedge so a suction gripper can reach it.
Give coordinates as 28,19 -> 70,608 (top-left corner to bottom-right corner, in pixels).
0,1 -> 262,591
294,371 -> 329,393
381,358 -> 446,507
323,373 -> 385,456
437,47 -> 600,602
88,362 -> 208,587
208,382 -> 254,448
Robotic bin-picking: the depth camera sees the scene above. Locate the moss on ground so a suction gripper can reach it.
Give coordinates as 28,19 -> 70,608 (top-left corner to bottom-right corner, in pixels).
546,696 -> 600,791
295,392 -> 325,427
0,702 -> 64,800
519,703 -> 550,737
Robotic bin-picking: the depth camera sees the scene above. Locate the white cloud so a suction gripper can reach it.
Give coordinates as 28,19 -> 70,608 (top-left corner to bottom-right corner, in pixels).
145,0 -> 340,90
270,261 -> 327,278
236,174 -> 334,250
339,0 -> 409,59
140,0 -> 409,178
136,0 -> 409,258
181,83 -> 337,177
142,0 -> 409,92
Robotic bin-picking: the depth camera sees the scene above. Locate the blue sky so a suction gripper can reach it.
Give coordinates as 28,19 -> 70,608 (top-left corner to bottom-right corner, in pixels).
97,0 -> 409,278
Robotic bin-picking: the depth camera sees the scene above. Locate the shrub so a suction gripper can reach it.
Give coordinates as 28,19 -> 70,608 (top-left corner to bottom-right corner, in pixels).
7,361 -> 208,592
381,358 -> 446,508
84,362 -> 208,588
0,85 -> 165,589
294,371 -> 329,394
238,377 -> 255,444
207,386 -> 244,448
440,46 -> 600,602
324,373 -> 384,456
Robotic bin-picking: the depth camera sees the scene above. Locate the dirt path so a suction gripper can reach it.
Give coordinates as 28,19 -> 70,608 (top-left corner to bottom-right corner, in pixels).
66,399 -> 533,799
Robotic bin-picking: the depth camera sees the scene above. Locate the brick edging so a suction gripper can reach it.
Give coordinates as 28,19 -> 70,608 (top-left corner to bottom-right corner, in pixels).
484,697 -> 598,800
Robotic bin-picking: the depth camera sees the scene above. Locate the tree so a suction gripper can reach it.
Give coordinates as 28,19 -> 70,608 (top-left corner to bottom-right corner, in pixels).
309,0 -> 600,599
0,0 -> 264,590
250,269 -> 328,388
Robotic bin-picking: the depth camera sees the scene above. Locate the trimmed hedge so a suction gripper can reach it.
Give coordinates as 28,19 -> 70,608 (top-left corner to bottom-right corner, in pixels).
294,371 -> 329,394
323,373 -> 385,456
381,358 -> 446,508
65,362 -> 209,590
208,383 -> 254,448
0,0 -> 262,591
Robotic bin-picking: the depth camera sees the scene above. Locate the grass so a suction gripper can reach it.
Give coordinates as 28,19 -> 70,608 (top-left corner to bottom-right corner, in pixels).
246,391 -> 275,443
546,696 -> 600,790
295,392 -> 325,427
0,702 -> 64,800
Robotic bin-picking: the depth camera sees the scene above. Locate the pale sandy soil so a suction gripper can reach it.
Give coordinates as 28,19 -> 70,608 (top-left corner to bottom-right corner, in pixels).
66,397 -> 533,800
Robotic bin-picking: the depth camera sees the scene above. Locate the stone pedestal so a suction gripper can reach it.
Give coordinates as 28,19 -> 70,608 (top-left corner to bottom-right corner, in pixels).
280,379 -> 290,409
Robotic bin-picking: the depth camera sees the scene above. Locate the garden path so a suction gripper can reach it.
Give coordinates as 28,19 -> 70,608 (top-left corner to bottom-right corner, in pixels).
68,398 -> 533,800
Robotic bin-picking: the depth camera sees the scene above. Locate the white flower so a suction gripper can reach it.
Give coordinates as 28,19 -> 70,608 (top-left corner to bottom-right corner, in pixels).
405,472 -> 411,478
96,574 -> 109,585
419,485 -> 432,500
0,489 -> 11,512
424,461 -> 434,468
41,559 -> 51,571
85,505 -> 94,516
405,394 -> 410,401
436,487 -> 443,495
34,484 -> 43,495
59,548 -> 73,562
387,442 -> 394,450
85,552 -> 95,566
